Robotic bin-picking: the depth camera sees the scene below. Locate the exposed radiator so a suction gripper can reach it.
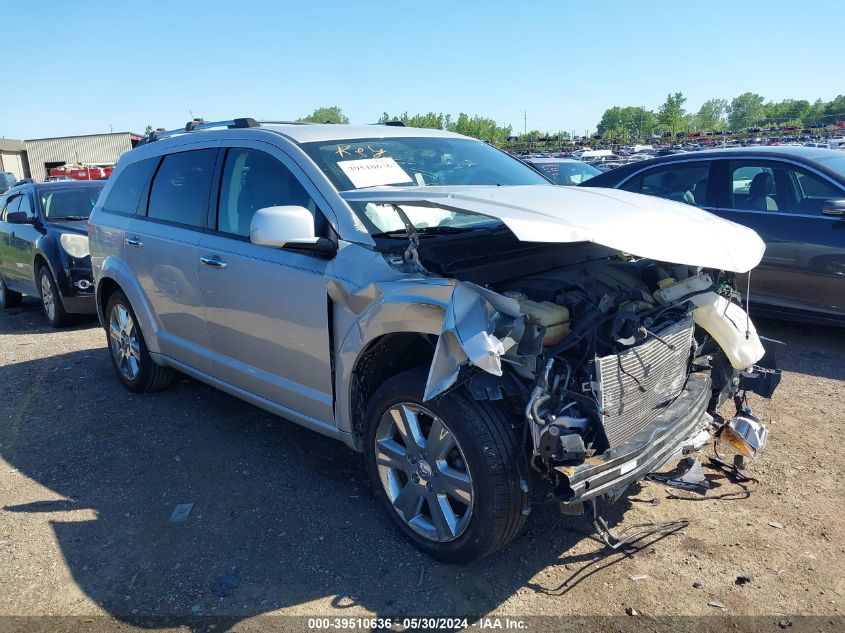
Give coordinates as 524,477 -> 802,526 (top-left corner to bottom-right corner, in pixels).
594,317 -> 695,449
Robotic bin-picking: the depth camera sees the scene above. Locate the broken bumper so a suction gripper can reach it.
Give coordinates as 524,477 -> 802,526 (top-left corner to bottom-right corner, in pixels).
555,372 -> 714,504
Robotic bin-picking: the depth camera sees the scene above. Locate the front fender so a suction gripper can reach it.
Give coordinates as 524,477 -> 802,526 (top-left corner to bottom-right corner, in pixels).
331,277 -> 453,435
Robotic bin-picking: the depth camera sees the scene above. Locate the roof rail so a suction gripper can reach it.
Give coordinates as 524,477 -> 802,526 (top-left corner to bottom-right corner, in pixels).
137,117 -> 260,146
380,120 -> 406,127
258,120 -> 316,125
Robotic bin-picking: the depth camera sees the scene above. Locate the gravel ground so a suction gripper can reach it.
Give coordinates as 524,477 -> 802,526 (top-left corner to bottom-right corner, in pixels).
0,299 -> 843,629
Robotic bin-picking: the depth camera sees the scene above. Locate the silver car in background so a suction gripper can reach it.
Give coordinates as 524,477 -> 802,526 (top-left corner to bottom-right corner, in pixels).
89,119 -> 778,562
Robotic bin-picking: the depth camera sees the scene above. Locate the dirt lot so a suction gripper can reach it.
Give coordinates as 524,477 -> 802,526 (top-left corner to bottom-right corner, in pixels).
0,299 -> 843,630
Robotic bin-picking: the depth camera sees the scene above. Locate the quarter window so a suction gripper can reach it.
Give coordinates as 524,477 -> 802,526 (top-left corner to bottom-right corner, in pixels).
641,163 -> 710,206
217,148 -> 320,237
103,158 -> 157,215
147,149 -> 217,227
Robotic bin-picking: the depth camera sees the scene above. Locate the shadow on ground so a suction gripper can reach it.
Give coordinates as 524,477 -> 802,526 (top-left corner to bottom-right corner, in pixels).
753,317 -> 845,381
0,340 -> 651,628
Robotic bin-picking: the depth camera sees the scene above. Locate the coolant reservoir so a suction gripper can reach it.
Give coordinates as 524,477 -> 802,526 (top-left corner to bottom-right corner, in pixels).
518,299 -> 570,345
653,273 -> 713,304
690,292 -> 765,369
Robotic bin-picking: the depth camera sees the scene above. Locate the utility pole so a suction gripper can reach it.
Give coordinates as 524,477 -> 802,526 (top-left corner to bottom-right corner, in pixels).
523,110 -> 527,137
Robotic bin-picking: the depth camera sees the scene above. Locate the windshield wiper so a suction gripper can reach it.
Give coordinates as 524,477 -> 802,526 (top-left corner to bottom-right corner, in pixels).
372,225 -> 479,238
51,215 -> 89,221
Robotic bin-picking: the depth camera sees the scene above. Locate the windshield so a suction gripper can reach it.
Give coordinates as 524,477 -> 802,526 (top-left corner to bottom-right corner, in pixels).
38,185 -> 104,219
301,136 -> 549,234
532,161 -> 602,185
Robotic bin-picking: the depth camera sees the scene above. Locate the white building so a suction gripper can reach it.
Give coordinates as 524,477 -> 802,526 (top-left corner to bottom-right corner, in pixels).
24,132 -> 142,182
0,139 -> 28,180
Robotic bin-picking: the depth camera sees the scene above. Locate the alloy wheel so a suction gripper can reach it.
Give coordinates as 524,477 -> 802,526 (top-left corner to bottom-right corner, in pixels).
374,403 -> 474,542
40,272 -> 55,321
109,303 -> 141,381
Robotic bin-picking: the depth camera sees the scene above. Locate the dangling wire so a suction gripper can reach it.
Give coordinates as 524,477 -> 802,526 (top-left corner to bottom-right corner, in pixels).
745,271 -> 752,340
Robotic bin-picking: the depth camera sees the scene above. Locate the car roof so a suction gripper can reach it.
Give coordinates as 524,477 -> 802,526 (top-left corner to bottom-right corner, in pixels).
638,145 -> 840,163
5,180 -> 104,193
584,145 -> 845,186
37,180 -> 105,188
261,123 -> 466,144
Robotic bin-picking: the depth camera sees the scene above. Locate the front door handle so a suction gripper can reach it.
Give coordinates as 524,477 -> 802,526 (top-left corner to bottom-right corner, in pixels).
200,255 -> 227,269
125,236 -> 143,247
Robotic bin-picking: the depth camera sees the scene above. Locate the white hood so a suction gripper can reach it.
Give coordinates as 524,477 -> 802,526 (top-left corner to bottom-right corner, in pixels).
342,185 -> 766,273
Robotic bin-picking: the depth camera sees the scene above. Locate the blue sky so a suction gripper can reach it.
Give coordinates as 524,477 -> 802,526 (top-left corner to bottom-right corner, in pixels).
2,0 -> 843,139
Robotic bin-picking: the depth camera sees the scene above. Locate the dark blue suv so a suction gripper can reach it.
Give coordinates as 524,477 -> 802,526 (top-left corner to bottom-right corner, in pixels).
0,180 -> 104,326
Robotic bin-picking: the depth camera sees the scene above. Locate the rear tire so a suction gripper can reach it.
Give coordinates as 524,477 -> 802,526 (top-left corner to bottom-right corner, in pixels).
0,273 -> 22,309
38,266 -> 70,327
105,290 -> 173,393
363,367 -> 527,563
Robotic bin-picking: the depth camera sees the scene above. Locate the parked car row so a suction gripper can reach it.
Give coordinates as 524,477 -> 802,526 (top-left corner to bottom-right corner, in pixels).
2,120 -> 781,563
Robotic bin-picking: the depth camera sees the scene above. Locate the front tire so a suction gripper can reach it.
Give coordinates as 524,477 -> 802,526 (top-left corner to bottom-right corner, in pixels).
0,273 -> 22,309
364,367 -> 527,563
38,266 -> 70,327
105,290 -> 173,393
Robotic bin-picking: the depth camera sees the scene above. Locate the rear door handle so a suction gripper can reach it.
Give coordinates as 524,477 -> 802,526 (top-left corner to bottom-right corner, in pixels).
125,236 -> 143,247
200,255 -> 227,269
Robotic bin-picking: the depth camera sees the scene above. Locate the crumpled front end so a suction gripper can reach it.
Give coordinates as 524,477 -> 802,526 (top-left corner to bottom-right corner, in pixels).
410,262 -> 779,509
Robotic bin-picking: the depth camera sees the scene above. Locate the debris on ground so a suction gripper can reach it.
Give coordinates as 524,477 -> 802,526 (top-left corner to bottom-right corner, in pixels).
768,521 -> 785,529
629,574 -> 648,581
735,572 -> 755,585
708,600 -> 726,609
168,503 -> 193,524
625,607 -> 639,616
647,457 -> 710,494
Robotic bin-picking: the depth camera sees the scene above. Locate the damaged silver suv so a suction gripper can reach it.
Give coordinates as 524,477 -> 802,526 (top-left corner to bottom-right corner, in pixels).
89,119 -> 779,562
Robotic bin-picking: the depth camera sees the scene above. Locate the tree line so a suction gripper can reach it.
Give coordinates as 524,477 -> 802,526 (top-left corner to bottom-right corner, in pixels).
597,92 -> 845,141
295,95 -> 845,146
296,107 -> 514,144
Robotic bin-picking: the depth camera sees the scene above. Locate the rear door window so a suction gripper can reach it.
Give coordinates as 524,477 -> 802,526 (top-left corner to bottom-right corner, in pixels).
147,149 -> 217,227
640,162 -> 711,206
102,158 -> 157,215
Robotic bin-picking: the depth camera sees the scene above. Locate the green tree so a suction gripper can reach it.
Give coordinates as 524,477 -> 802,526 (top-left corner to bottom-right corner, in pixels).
597,106 -> 656,140
728,93 -> 766,130
144,124 -> 154,135
696,98 -> 728,131
378,112 -> 449,129
297,106 -> 349,124
447,113 -> 512,144
657,92 -> 688,134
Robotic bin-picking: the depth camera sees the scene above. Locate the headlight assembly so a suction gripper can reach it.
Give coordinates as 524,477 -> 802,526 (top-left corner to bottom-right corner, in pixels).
60,233 -> 90,258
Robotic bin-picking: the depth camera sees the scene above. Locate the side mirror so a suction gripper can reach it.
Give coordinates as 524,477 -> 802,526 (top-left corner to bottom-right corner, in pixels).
249,206 -> 336,255
821,199 -> 845,218
6,211 -> 32,224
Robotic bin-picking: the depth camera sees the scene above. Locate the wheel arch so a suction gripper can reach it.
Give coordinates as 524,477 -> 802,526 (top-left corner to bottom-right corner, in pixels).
346,331 -> 438,450
95,256 -> 162,354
